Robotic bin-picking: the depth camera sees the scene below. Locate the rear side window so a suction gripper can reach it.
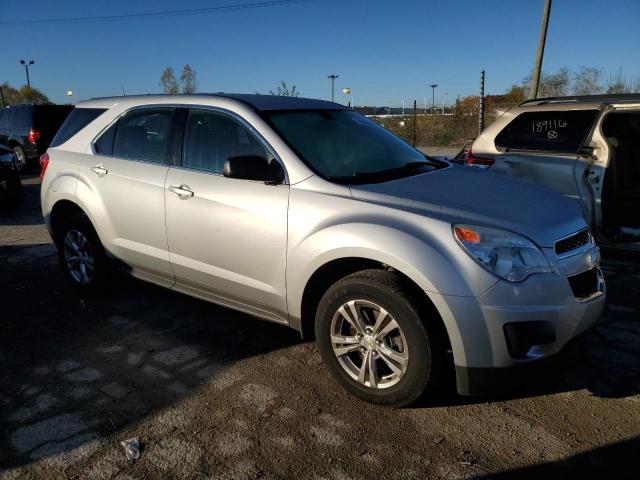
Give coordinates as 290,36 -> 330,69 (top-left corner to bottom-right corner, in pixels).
0,110 -> 7,129
495,110 -> 598,153
50,108 -> 106,148
111,108 -> 174,164
15,107 -> 32,127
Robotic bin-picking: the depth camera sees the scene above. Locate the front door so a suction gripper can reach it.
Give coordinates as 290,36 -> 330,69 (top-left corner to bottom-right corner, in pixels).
164,108 -> 289,322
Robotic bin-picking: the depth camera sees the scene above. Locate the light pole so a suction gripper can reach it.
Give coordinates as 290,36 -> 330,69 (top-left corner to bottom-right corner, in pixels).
429,84 -> 438,113
20,60 -> 35,88
328,74 -> 339,102
342,87 -> 351,108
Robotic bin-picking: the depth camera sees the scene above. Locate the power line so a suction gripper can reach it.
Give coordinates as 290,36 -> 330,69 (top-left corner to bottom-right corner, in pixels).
0,0 -> 313,26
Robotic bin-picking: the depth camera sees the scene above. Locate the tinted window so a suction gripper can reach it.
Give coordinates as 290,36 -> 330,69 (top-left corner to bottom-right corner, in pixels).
33,106 -> 73,137
183,109 -> 269,173
95,123 -> 116,155
0,110 -> 7,129
495,110 -> 598,153
50,108 -> 106,147
112,108 -> 174,163
16,107 -> 32,127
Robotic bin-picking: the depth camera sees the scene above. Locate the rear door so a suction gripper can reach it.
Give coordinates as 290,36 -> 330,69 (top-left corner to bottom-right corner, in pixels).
489,109 -> 600,218
82,107 -> 178,286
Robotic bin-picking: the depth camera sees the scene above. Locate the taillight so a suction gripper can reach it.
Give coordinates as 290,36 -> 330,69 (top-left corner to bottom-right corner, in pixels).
28,128 -> 40,144
39,152 -> 49,180
465,150 -> 494,168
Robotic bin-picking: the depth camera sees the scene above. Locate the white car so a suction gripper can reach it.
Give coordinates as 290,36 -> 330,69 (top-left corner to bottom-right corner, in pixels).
466,94 -> 640,249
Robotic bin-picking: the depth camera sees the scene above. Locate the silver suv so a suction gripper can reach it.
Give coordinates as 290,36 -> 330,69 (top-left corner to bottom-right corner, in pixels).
41,94 -> 605,406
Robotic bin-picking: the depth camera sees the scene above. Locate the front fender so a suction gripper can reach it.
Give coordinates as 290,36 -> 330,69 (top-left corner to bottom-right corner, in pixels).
286,221 -> 498,364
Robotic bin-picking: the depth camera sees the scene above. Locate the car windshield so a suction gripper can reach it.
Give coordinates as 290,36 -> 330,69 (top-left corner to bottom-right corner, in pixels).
264,110 -> 446,184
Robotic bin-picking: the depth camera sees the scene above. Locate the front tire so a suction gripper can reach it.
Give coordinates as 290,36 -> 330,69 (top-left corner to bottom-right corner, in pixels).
55,214 -> 108,292
315,269 -> 444,407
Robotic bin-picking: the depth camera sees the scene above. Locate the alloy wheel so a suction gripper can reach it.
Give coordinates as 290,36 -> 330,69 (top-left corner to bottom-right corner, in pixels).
330,299 -> 409,389
63,230 -> 95,285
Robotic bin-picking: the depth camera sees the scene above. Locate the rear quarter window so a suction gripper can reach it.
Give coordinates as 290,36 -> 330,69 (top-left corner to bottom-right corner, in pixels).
50,108 -> 106,148
16,107 -> 32,127
495,110 -> 599,153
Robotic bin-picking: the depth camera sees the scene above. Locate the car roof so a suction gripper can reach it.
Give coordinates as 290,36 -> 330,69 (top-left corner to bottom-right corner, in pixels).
520,93 -> 640,107
76,93 -> 348,112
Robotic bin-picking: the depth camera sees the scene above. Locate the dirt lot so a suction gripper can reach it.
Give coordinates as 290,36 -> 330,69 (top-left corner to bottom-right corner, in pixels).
1,176 -> 639,479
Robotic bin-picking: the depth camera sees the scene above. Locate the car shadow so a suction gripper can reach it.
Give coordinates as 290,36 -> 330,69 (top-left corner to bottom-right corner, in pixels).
475,436 -> 640,479
0,241 -> 303,469
1,242 -> 638,470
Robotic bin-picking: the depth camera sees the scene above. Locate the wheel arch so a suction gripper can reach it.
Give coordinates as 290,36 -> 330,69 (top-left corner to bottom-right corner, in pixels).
49,199 -> 89,244
298,257 -> 452,357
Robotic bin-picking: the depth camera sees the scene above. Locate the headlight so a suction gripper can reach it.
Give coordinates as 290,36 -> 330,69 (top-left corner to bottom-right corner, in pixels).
453,224 -> 552,282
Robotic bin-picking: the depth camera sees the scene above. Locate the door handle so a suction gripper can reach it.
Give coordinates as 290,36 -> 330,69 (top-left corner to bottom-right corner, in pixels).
169,184 -> 194,199
90,164 -> 108,176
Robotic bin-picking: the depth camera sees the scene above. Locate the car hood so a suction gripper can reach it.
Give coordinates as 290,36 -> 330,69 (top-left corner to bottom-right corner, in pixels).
348,165 -> 586,247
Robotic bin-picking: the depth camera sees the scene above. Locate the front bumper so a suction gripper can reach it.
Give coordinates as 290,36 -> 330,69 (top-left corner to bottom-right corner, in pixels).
433,246 -> 606,395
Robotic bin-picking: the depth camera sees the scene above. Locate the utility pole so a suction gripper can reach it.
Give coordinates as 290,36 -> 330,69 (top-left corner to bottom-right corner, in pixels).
479,70 -> 485,134
429,84 -> 438,112
529,0 -> 552,99
20,60 -> 35,88
328,74 -> 339,102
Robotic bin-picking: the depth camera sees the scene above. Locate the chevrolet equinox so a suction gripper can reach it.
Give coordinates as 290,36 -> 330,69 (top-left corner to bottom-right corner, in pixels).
41,94 -> 606,406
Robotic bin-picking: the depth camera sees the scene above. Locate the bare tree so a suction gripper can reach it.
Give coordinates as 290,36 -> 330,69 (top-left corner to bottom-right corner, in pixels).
269,81 -> 299,97
606,69 -> 628,94
523,68 -> 570,97
180,64 -> 197,94
160,67 -> 179,94
573,67 -> 603,95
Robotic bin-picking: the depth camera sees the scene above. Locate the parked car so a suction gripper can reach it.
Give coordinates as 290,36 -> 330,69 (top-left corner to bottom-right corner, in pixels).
0,104 -> 73,171
0,144 -> 22,206
41,94 -> 605,406
465,94 -> 640,249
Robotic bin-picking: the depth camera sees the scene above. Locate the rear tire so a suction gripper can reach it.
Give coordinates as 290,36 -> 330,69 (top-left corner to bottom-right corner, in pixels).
12,147 -> 27,172
315,269 -> 445,407
55,214 -> 108,292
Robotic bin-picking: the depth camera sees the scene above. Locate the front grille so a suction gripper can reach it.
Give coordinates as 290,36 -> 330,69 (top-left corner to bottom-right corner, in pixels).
568,268 -> 599,300
555,229 -> 591,255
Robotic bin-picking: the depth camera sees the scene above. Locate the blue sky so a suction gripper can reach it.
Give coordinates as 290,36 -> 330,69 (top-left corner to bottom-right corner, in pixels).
1,0 -> 639,105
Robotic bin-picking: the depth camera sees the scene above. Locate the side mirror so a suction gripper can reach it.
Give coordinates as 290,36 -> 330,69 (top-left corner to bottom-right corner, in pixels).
223,155 -> 284,184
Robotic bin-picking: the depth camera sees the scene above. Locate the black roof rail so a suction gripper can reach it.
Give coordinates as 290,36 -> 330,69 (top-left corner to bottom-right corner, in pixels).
520,93 -> 640,106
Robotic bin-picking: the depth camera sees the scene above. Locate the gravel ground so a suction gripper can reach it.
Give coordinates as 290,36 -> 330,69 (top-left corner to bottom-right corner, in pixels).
1,176 -> 639,479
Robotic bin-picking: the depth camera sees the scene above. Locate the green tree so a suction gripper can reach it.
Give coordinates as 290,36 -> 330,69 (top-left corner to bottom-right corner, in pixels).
0,82 -> 49,106
180,64 -> 197,94
503,84 -> 526,105
159,67 -> 179,94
